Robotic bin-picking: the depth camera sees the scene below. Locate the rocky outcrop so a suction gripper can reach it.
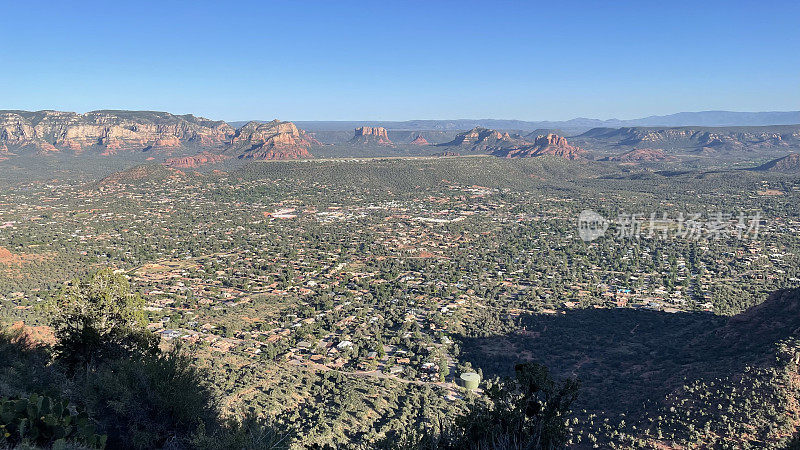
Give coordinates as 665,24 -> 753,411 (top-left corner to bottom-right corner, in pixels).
0,143 -> 13,161
754,153 -> 800,172
438,128 -> 584,160
147,136 -> 182,150
409,135 -> 430,146
603,148 -> 671,162
0,110 -> 234,155
163,151 -> 229,168
439,127 -> 529,153
229,120 -> 319,160
496,134 -> 586,160
350,127 -> 392,145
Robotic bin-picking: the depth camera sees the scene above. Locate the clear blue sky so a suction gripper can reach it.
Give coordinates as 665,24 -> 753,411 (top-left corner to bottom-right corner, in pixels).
1,0 -> 798,121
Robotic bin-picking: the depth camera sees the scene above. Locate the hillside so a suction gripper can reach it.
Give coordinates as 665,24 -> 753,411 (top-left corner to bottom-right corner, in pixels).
574,124 -> 800,157
460,288 -> 800,448
755,153 -> 800,172
97,164 -> 190,188
602,148 -> 672,162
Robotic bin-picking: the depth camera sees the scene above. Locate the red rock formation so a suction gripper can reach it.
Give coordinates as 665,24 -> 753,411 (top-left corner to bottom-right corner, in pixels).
63,140 -> 82,151
410,135 -> 430,146
0,143 -> 10,161
0,110 -> 235,154
35,142 -> 59,154
499,134 -> 586,159
151,136 -> 182,148
163,151 -> 229,168
440,127 -> 529,153
231,120 -> 318,160
351,126 -> 393,145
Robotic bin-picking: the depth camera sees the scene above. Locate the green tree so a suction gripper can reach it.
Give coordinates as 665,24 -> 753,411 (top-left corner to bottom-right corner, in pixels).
454,362 -> 580,449
382,362 -> 579,449
49,268 -> 157,371
439,355 -> 450,383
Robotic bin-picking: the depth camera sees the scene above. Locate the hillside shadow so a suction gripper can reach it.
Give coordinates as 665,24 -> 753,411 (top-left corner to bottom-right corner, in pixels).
0,326 -> 62,399
456,288 -> 800,415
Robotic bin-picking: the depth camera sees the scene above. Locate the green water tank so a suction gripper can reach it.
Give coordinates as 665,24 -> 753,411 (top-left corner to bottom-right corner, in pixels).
459,372 -> 481,390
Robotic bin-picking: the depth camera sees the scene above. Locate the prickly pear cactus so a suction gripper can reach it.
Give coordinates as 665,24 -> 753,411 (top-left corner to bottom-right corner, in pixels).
0,393 -> 107,448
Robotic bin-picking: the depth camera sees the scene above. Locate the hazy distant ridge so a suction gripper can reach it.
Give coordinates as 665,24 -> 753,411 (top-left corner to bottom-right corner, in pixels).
275,111 -> 800,133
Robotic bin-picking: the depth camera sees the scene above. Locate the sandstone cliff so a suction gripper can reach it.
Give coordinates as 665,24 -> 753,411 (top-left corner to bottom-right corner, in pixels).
0,111 -> 322,162
0,110 -> 233,154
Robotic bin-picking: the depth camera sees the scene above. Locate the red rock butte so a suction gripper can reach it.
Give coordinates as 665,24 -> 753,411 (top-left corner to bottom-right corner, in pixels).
410,135 -> 430,146
229,120 -> 320,160
351,126 -> 393,145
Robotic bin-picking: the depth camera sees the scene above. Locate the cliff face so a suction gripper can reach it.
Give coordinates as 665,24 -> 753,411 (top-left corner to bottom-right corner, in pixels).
230,120 -> 319,160
0,111 -> 322,162
0,110 -> 234,154
350,127 -> 392,145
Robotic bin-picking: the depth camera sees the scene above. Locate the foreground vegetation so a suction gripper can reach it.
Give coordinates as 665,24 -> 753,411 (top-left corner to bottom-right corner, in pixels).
1,269 -> 290,449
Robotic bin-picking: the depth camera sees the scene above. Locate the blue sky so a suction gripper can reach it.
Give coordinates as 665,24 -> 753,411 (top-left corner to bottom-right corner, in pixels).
1,0 -> 797,121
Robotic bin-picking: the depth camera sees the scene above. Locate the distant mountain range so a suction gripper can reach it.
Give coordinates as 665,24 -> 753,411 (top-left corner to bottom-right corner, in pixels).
1,109 -> 798,167
282,111 -> 800,134
572,124 -> 800,157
